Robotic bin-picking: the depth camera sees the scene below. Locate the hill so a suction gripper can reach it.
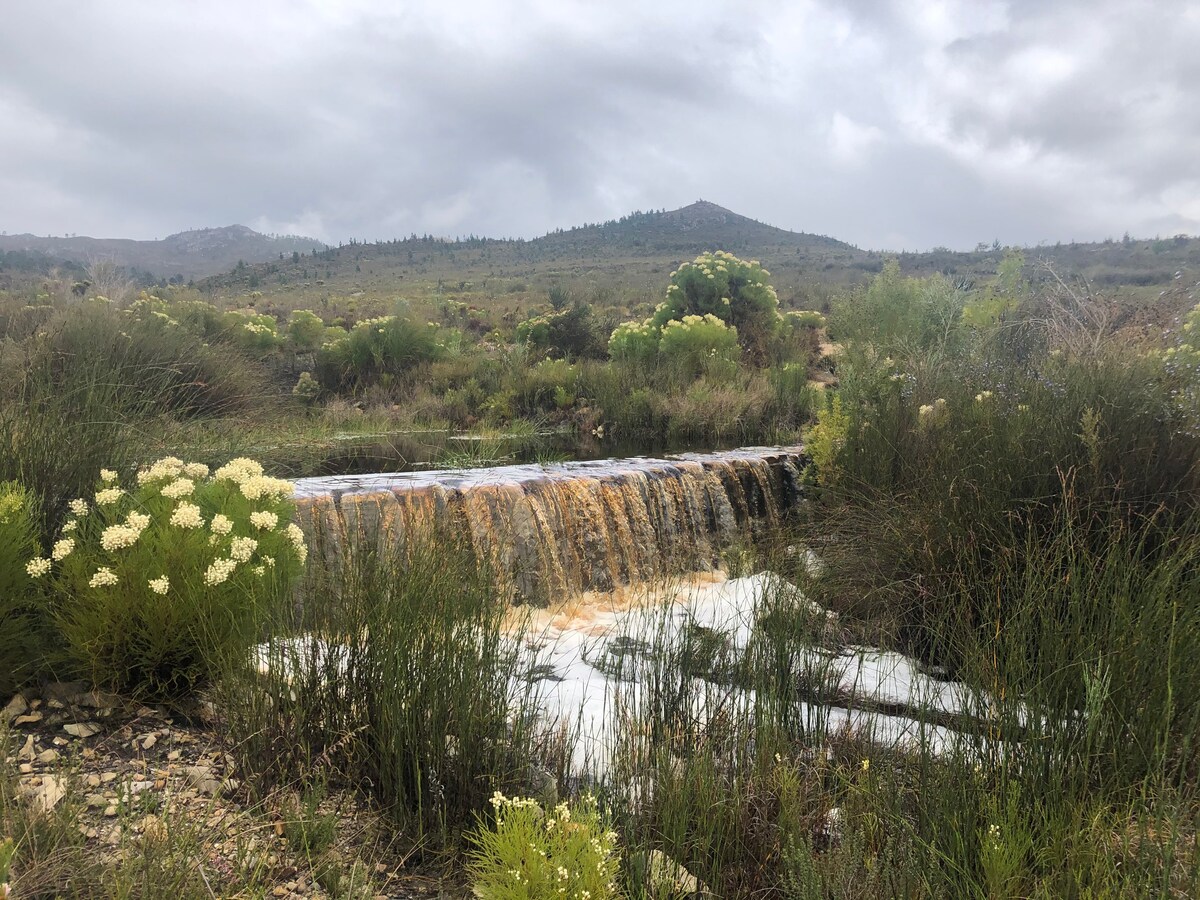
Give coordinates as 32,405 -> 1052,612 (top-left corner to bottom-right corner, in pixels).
0,225 -> 326,281
195,202 -> 1199,317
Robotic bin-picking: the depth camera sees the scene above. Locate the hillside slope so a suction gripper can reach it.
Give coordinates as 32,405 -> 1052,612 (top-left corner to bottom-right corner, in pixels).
0,225 -> 326,280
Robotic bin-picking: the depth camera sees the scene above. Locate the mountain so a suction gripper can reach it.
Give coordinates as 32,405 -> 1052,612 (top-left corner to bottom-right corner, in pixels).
0,225 -> 326,280
197,202 -> 883,308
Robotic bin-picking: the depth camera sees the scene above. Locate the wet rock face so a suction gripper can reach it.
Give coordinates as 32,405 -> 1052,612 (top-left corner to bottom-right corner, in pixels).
293,446 -> 807,604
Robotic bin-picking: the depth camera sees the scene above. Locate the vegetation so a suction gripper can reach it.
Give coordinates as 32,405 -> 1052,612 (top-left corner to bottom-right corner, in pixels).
1,216 -> 1199,896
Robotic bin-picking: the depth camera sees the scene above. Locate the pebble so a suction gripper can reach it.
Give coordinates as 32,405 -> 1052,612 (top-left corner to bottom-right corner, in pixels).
36,748 -> 60,764
65,722 -> 104,738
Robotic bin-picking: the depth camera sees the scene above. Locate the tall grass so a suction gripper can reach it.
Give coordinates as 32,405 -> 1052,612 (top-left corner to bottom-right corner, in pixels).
218,525 -> 541,849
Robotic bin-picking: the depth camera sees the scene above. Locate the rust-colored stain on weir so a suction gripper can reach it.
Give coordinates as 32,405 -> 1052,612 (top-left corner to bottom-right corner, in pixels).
292,446 -> 806,604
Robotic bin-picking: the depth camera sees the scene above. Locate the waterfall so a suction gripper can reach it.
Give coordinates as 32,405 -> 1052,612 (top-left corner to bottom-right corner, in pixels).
293,446 -> 806,603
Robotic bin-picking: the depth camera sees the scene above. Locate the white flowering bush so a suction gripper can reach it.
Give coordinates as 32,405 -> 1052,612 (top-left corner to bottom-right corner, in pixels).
468,793 -> 623,900
27,456 -> 306,699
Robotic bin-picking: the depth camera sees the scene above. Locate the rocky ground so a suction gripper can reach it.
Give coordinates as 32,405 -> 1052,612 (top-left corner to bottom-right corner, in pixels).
1,683 -> 466,899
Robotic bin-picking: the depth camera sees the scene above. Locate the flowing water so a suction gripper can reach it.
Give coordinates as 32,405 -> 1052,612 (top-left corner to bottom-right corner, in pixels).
293,445 -> 806,602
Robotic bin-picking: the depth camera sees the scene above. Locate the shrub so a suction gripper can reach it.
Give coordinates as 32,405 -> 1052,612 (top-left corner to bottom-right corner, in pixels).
785,310 -> 826,330
656,313 -> 740,380
287,309 -> 326,352
27,457 -> 306,699
607,320 -> 659,366
468,793 -> 622,900
516,303 -> 606,360
653,250 -> 783,360
316,315 -> 445,393
0,481 -> 48,695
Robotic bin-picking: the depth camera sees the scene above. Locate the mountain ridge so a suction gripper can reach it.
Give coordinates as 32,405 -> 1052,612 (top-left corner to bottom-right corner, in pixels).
0,226 -> 326,280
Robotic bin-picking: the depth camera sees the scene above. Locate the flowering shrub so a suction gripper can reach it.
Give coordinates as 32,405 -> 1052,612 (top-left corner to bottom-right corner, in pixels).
317,314 -> 446,391
27,457 -> 306,699
0,481 -> 47,696
785,309 -> 826,330
607,320 -> 659,366
468,793 -> 622,900
653,251 -> 782,358
657,314 -> 740,378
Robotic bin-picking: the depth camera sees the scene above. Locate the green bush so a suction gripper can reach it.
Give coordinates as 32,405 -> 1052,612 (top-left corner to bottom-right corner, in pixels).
653,251 -> 783,360
28,457 -> 306,699
785,310 -> 826,330
0,481 -> 48,695
287,309 -> 326,353
657,313 -> 740,379
316,315 -> 445,393
468,793 -> 622,899
516,303 -> 606,360
607,320 -> 659,366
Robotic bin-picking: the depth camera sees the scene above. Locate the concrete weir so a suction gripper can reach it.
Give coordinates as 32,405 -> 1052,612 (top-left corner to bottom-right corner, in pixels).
292,446 -> 807,602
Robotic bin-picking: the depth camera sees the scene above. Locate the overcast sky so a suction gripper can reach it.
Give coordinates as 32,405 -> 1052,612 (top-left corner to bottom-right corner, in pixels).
1,0 -> 1197,251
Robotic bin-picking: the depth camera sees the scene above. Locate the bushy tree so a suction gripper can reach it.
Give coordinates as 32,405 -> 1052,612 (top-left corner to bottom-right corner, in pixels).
287,309 -> 326,352
652,250 -> 783,360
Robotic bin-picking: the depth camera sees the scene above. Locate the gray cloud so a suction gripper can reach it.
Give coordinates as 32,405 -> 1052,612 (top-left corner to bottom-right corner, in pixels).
0,0 -> 1196,250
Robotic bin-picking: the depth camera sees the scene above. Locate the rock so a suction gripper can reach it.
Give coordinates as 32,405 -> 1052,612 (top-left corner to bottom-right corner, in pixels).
184,765 -> 225,797
64,722 -> 103,738
18,763 -> 32,774
36,748 -> 59,764
141,734 -> 158,750
43,680 -> 88,703
85,774 -> 102,787
14,712 -> 43,726
86,793 -> 109,809
103,805 -> 118,817
25,774 -> 67,812
17,735 -> 35,760
1,693 -> 28,723
644,849 -> 715,898
72,689 -> 123,709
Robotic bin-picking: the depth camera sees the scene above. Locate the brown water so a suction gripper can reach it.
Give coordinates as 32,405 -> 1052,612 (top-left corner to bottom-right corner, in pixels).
294,446 -> 807,602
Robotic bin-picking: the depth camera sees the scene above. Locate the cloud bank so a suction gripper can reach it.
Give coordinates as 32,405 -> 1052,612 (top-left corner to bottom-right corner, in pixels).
1,0 -> 1196,249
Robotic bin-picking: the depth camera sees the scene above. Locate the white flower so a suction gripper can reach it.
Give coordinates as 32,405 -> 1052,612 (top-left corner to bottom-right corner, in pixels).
100,469 -> 119,483
975,390 -> 994,402
239,475 -> 294,502
62,519 -> 78,533
137,456 -> 185,484
68,498 -> 89,517
148,575 -> 170,595
251,565 -> 265,577
203,558 -> 237,586
100,523 -> 141,551
249,510 -> 279,531
126,511 -> 150,531
27,557 -> 51,578
170,502 -> 204,529
210,514 -> 233,535
51,538 -> 75,561
213,458 -> 264,484
230,536 -> 258,563
89,567 -> 119,588
183,462 -> 210,479
95,487 -> 123,506
160,478 -> 195,499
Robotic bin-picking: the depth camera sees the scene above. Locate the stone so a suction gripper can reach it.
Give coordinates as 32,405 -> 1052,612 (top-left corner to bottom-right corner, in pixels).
64,722 -> 103,738
14,712 -> 43,726
85,774 -> 102,787
1,693 -> 28,723
645,849 -> 715,898
36,748 -> 59,764
184,765 -> 225,797
103,805 -> 118,817
25,774 -> 67,812
141,734 -> 158,750
17,735 -> 35,759
86,793 -> 109,809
